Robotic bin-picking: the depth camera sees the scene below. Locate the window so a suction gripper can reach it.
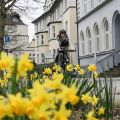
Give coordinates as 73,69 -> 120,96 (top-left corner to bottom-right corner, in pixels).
35,24 -> 38,33
41,35 -> 44,44
65,21 -> 68,33
60,3 -> 62,16
53,11 -> 56,21
49,28 -> 50,38
80,31 -> 85,55
103,19 -> 109,50
94,24 -> 100,52
37,36 -> 39,45
65,0 -> 67,10
50,14 -> 53,22
57,5 -> 60,18
37,54 -> 39,64
83,0 -> 87,14
41,21 -> 43,30
37,23 -> 39,32
53,49 -> 56,58
91,0 -> 94,9
99,0 -> 102,4
41,53 -> 45,63
52,26 -> 55,38
87,28 -> 92,54
39,22 -> 41,31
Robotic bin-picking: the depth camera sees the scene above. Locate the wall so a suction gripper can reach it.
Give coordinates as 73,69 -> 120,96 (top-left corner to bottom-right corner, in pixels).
63,7 -> 77,64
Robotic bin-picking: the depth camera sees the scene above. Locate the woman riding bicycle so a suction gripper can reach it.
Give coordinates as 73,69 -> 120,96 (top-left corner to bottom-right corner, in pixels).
55,29 -> 70,69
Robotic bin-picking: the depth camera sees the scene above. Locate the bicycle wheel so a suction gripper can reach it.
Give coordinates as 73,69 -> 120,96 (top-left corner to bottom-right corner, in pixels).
58,52 -> 63,67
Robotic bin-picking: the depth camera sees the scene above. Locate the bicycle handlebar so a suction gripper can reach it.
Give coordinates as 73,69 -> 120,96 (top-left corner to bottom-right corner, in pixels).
58,49 -> 76,52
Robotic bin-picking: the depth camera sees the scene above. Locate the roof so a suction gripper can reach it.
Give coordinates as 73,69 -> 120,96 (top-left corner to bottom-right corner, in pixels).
5,12 -> 27,25
32,10 -> 50,23
27,39 -> 35,48
32,0 -> 61,23
47,21 -> 61,26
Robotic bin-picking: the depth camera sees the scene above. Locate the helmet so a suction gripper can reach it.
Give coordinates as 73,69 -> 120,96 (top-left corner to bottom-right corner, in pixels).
59,29 -> 66,35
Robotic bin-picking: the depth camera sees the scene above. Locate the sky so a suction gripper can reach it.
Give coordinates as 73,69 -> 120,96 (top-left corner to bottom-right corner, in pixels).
18,0 -> 45,42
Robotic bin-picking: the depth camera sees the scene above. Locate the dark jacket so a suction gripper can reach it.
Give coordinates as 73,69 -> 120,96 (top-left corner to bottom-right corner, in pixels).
57,35 -> 69,48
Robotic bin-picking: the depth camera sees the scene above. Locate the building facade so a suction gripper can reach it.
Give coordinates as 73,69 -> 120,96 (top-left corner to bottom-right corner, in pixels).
16,39 -> 35,62
77,0 -> 120,72
32,0 -> 77,65
4,12 -> 29,55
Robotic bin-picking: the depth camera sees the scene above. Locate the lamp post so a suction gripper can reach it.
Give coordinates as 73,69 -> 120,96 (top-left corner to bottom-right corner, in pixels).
76,0 -> 80,64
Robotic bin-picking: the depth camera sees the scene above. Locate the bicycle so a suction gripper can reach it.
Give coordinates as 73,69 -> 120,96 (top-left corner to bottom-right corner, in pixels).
55,47 -> 76,70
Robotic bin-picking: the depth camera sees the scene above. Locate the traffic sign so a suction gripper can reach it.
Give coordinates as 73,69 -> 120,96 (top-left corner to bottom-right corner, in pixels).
4,35 -> 11,44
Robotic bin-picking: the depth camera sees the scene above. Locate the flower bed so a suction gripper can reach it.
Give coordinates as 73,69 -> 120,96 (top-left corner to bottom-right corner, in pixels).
0,52 -> 116,120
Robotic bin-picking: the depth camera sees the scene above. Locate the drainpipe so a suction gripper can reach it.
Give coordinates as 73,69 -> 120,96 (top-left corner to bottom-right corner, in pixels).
76,0 -> 80,64
62,0 -> 64,28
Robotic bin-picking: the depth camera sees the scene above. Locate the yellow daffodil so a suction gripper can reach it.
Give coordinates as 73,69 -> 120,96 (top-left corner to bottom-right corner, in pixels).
87,110 -> 99,120
43,75 -> 49,81
66,64 -> 73,72
54,102 -> 71,120
78,69 -> 85,75
0,52 -> 15,71
31,95 -> 47,107
17,53 -> 33,77
52,73 -> 64,81
3,72 -> 12,79
43,68 -> 52,75
93,72 -> 99,78
91,95 -> 99,106
63,84 -> 79,105
0,100 -> 13,119
98,106 -> 105,115
52,64 -> 61,72
30,74 -> 34,80
34,72 -> 38,78
28,81 -> 55,109
8,93 -> 32,116
0,79 -> 8,88
29,105 -> 50,120
74,64 -> 81,71
44,79 -> 62,90
81,93 -> 92,104
37,112 -> 48,120
88,64 -> 97,72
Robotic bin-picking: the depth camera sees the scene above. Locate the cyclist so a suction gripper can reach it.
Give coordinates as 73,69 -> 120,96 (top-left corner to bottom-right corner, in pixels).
55,29 -> 70,69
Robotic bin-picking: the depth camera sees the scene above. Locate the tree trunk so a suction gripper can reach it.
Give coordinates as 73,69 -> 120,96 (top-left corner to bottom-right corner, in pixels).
0,1 -> 7,77
0,1 -> 6,52
0,16 -> 5,52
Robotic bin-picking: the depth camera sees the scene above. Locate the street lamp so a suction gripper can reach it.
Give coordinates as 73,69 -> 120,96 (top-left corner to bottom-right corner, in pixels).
76,0 -> 80,64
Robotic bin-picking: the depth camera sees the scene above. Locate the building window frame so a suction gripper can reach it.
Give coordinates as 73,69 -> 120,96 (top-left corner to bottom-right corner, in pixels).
80,31 -> 85,55
41,53 -> 45,63
65,21 -> 68,33
86,28 -> 92,54
37,36 -> 39,46
94,24 -> 100,52
52,26 -> 56,38
83,0 -> 87,14
103,19 -> 110,50
41,35 -> 44,44
91,0 -> 94,10
37,54 -> 39,64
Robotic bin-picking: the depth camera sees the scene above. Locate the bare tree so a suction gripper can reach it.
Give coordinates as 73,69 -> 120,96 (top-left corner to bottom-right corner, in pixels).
0,0 -> 44,52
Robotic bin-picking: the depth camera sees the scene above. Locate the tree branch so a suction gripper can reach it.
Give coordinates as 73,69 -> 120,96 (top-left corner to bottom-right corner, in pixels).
6,0 -> 17,10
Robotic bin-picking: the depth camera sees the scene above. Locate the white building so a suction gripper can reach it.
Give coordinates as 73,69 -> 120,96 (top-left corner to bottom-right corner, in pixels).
77,0 -> 120,72
32,0 -> 77,65
5,12 -> 29,55
16,39 -> 35,62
